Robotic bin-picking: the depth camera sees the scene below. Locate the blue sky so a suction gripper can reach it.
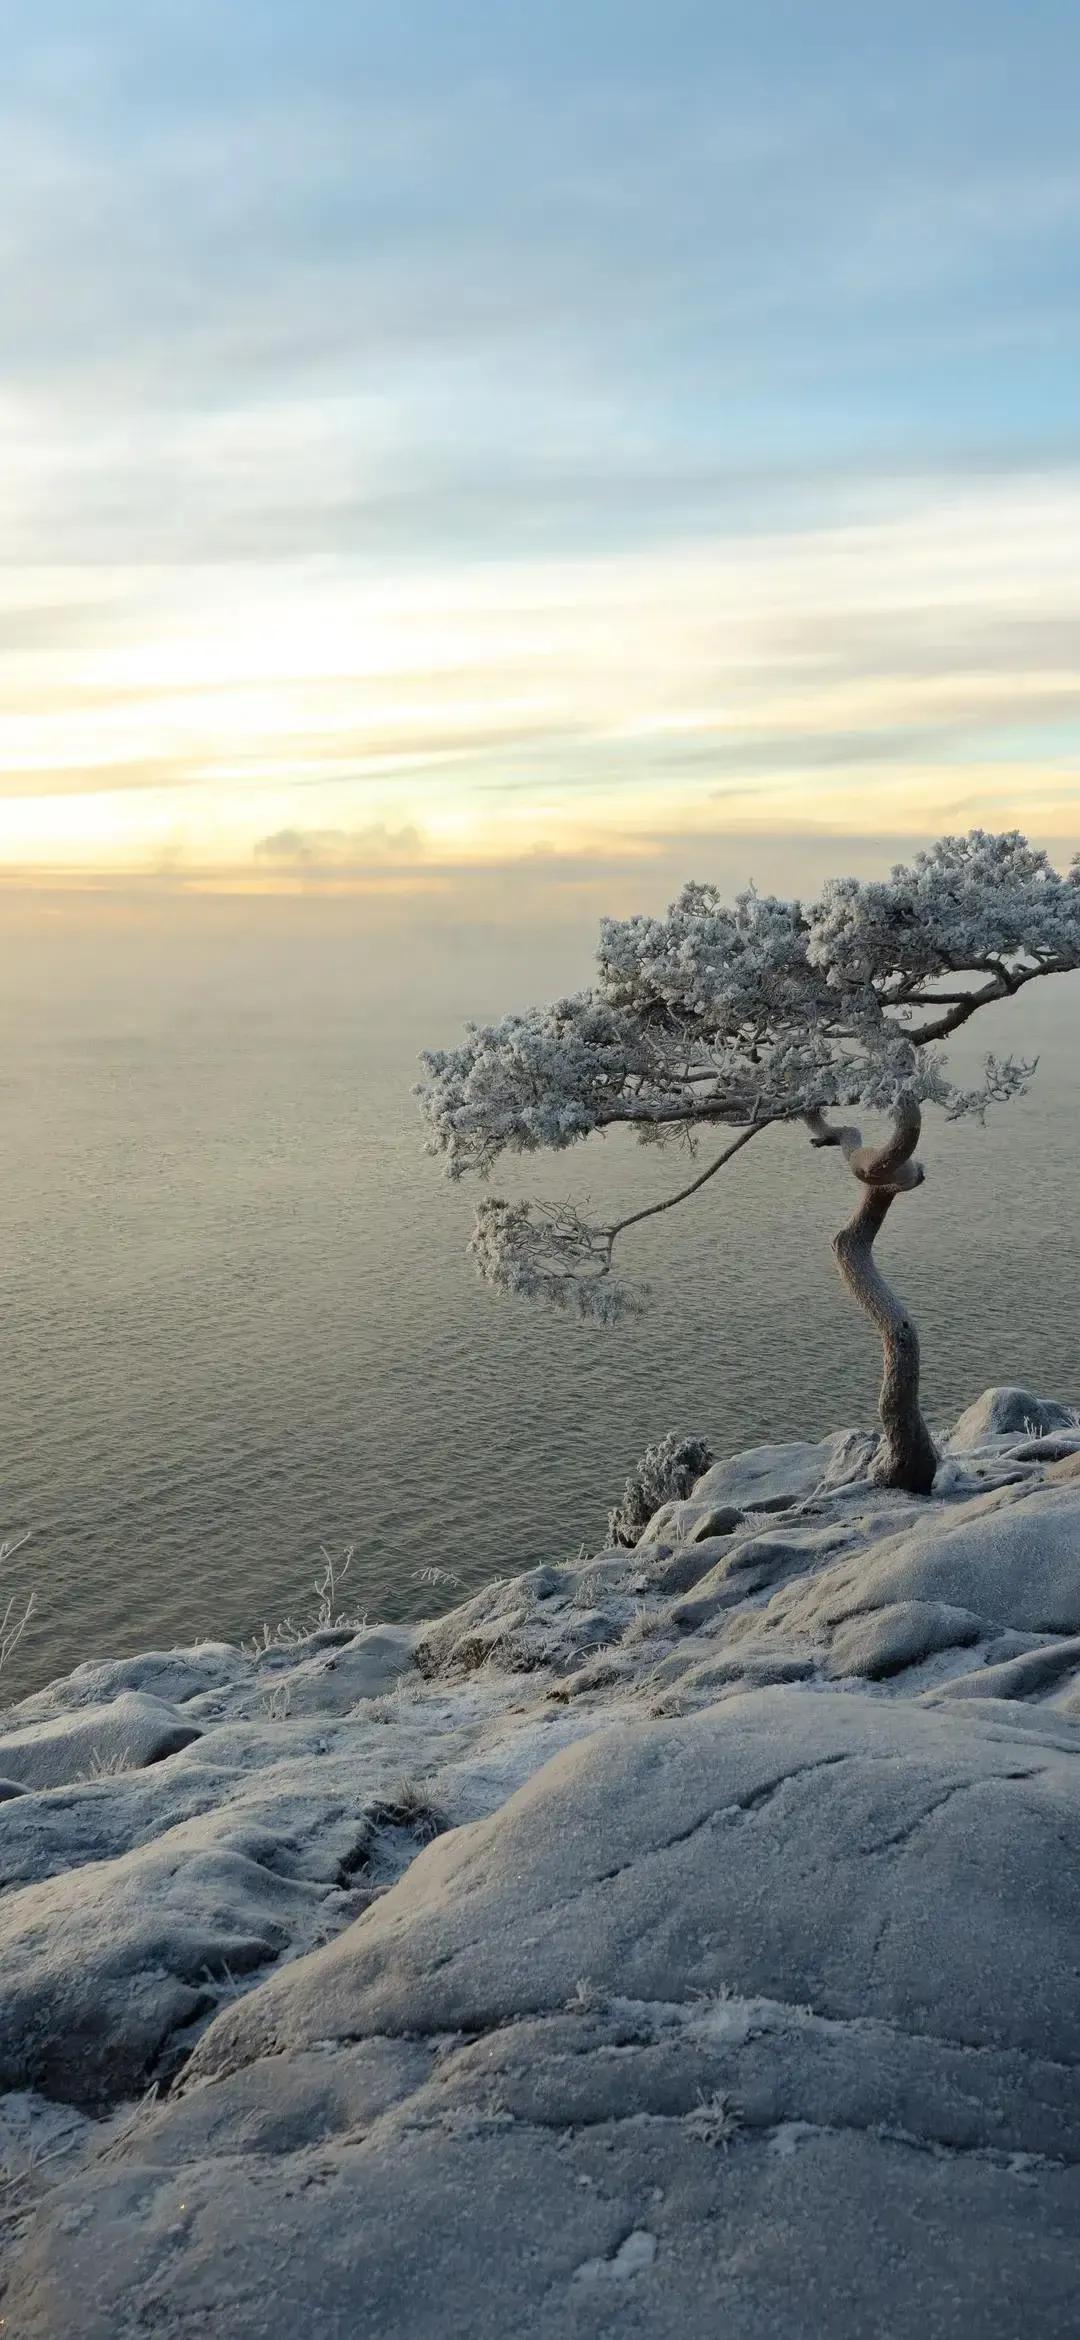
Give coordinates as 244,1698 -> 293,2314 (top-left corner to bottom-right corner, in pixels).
3,0 -> 1079,892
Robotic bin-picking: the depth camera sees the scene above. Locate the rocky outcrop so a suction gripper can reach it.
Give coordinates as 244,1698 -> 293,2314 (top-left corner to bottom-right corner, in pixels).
4,1390 -> 1080,2337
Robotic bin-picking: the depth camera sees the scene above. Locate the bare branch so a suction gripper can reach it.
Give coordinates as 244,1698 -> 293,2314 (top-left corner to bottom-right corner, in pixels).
606,1118 -> 773,1241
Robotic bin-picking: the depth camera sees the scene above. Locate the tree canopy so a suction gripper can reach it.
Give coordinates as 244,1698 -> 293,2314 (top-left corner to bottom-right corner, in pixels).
419,831 -> 1080,1326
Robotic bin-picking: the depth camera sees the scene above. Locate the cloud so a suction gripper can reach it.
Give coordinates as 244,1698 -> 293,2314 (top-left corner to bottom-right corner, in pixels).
254,822 -> 425,868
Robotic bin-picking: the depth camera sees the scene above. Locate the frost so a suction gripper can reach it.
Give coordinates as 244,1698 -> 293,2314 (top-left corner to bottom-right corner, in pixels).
418,829 -> 1080,1317
469,1197 -> 647,1324
608,1433 -> 714,1548
683,2092 -> 742,2150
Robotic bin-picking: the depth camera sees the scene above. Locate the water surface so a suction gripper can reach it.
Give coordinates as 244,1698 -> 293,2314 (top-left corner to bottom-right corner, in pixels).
3,898 -> 1078,1701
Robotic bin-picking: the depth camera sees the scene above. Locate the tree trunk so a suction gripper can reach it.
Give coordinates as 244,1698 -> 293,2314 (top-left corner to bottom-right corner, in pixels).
832,1182 -> 938,1493
806,1097 -> 938,1494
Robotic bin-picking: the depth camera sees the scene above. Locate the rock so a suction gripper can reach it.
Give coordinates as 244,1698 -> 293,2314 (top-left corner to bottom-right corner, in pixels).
5,1645 -> 250,1724
685,1502 -> 745,1542
632,1536 -> 734,1596
635,1433 -> 854,1545
186,1687 -> 1080,2081
768,1479 -> 1080,1644
826,1601 -> 983,1682
1011,1435 -> 1080,1464
415,1576 -> 616,1679
0,1814 -> 329,2106
947,1387 -> 1077,1449
648,1647 -> 817,1706
10,1688 -> 1080,2340
923,1635 -> 1080,1705
546,1657 -> 627,1702
9,1388 -> 1080,2338
233,1626 -> 417,1718
0,1776 -> 27,1801
814,1427 -> 879,1490
0,1691 -> 201,1793
667,1523 -> 851,1633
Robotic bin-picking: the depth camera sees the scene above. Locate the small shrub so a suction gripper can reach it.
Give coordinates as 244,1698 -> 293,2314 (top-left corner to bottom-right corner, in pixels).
608,1433 -> 713,1548
0,1531 -> 34,1679
684,2091 -> 741,2149
372,1775 -> 447,1844
244,1545 -> 366,1657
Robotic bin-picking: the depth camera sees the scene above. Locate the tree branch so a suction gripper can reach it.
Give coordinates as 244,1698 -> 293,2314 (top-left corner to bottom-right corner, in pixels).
596,1098 -> 763,1131
906,959 -> 1064,1045
606,1117 -> 773,1243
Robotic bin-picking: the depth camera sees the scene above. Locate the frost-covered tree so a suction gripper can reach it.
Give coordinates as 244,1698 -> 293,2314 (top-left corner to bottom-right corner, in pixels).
419,832 -> 1080,1494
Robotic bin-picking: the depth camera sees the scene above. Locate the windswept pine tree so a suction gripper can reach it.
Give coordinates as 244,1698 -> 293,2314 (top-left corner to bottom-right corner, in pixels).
420,833 -> 1080,1494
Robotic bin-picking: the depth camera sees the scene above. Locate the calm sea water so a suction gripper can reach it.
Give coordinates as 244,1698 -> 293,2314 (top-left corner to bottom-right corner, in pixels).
3,897 -> 1079,1702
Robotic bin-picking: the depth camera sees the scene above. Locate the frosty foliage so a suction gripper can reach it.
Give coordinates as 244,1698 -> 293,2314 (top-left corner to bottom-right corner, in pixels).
418,831 -> 1080,1316
607,1431 -> 714,1548
469,1198 -> 645,1324
808,830 -> 1080,990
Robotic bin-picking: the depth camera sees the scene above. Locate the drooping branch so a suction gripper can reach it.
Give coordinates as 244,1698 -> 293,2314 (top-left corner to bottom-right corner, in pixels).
605,1117 -> 773,1243
806,1096 -> 938,1494
468,1119 -> 774,1321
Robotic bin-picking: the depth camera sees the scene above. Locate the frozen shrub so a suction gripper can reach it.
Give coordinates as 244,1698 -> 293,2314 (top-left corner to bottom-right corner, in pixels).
608,1432 -> 713,1548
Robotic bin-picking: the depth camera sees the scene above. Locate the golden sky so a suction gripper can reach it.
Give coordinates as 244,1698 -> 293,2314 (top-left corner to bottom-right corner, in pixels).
6,474 -> 1080,891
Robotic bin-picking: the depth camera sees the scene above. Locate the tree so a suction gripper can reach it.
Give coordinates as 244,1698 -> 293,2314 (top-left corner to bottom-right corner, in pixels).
419,831 -> 1080,1493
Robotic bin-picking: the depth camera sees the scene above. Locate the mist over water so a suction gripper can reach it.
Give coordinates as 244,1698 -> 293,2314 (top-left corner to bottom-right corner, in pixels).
3,886 -> 1079,1703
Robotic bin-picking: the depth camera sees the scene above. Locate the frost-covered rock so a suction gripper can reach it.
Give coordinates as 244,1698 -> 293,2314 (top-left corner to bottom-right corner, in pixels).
415,1568 -> 619,1678
229,1625 -> 417,1719
0,1691 -> 201,1793
3,1644 -> 250,1725
186,1687 -> 1080,2077
825,1598 -> 984,1681
947,1385 -> 1078,1448
6,1386 -> 1080,2338
9,1690 -> 1080,2340
749,1477 -> 1080,1660
0,1818 -> 329,2105
636,1431 -> 859,1545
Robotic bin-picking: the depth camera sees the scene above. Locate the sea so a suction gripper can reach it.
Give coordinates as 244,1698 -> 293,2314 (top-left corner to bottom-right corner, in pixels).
3,887 -> 1078,1702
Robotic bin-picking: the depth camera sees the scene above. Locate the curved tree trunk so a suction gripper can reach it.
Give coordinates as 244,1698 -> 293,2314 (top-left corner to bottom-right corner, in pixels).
806,1096 -> 938,1494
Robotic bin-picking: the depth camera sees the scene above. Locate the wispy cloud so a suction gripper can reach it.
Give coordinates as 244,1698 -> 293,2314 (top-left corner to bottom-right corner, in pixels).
255,822 -> 425,868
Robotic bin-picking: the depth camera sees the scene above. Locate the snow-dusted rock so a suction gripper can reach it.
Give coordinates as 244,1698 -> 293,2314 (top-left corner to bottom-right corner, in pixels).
228,1625 -> 418,1719
636,1431 -> 858,1545
947,1385 -> 1078,1449
6,1645 -> 251,1724
186,1687 -> 1080,2081
752,1477 -> 1080,1660
0,1691 -> 202,1793
922,1633 -> 1080,1704
825,1599 -> 983,1681
0,1813 -> 330,2105
6,1386 -> 1080,2339
664,1520 -> 853,1634
8,1688 -> 1080,2340
415,1567 -> 618,1678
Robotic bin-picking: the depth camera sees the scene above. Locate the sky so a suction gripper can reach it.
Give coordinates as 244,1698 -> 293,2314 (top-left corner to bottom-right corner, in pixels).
3,0 -> 1080,906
